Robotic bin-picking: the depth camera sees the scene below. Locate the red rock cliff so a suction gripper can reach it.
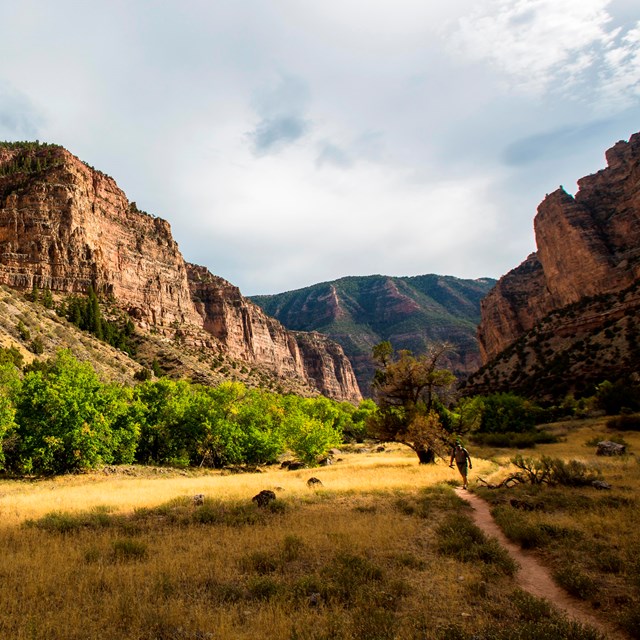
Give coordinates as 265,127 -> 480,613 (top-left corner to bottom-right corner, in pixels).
0,143 -> 361,402
478,132 -> 640,361
187,264 -> 362,403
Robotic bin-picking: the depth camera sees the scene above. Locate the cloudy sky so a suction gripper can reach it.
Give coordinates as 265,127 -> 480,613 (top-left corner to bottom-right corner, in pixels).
1,1 -> 639,295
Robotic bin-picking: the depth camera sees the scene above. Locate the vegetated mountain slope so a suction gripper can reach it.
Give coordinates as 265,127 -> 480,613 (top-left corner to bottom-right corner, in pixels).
464,131 -> 640,401
252,274 -> 496,395
0,141 -> 361,401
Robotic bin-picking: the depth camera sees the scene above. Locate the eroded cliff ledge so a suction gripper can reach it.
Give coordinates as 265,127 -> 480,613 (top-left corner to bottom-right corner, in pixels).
469,133 -> 640,398
479,133 -> 640,362
0,142 -> 361,402
187,264 -> 361,403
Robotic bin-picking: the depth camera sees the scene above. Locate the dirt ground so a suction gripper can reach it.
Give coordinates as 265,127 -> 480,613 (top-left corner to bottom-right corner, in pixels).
455,488 -> 626,640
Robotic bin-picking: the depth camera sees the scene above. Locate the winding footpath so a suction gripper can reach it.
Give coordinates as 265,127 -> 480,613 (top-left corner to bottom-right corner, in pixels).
454,488 -> 626,639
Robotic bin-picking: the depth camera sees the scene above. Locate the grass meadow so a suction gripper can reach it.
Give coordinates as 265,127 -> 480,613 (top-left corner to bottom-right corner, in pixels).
0,422 -> 637,639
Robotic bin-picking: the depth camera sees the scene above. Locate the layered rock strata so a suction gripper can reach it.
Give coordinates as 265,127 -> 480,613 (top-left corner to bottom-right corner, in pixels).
478,133 -> 640,362
0,143 -> 361,402
187,265 -> 361,402
471,132 -> 640,398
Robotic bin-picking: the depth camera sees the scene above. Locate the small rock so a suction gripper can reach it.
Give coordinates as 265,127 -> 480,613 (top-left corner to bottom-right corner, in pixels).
592,480 -> 612,490
252,490 -> 276,507
308,592 -> 321,607
307,477 -> 323,488
596,440 -> 626,456
193,493 -> 205,506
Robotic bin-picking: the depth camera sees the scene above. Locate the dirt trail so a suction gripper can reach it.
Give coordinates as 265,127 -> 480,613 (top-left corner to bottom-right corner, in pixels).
455,488 -> 625,639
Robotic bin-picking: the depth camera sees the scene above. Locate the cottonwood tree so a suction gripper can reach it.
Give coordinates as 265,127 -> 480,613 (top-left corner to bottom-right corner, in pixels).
368,342 -> 456,463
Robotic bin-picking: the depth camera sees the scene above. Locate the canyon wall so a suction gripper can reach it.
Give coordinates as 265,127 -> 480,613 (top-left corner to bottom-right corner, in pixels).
478,132 -> 640,362
0,143 -> 361,402
188,264 -> 362,402
469,132 -> 640,399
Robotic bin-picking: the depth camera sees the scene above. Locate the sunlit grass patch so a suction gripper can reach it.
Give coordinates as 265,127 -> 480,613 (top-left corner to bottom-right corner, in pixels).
0,431 -> 627,639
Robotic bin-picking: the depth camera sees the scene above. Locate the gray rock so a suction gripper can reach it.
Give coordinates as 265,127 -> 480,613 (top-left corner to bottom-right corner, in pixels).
596,440 -> 626,456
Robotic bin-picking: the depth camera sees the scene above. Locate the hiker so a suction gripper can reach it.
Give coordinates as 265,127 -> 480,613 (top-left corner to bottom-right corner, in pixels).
449,442 -> 472,489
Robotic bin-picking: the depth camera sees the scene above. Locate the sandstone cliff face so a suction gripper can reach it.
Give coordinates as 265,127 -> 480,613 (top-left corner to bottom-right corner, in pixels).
0,143 -> 361,402
478,132 -> 640,362
0,144 -> 202,331
187,264 -> 362,403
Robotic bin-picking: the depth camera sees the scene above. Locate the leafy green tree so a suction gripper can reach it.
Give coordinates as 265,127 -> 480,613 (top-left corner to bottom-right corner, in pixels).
471,393 -> 540,434
9,350 -> 137,474
183,381 -> 250,467
595,379 -> 640,415
42,285 -> 54,309
133,378 -> 197,466
281,396 -> 342,465
368,343 -> 456,463
0,360 -> 21,470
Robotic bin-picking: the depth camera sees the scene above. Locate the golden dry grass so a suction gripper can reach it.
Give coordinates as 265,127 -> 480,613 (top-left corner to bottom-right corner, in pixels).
0,437 -> 618,640
474,416 -> 640,638
0,447 -> 497,526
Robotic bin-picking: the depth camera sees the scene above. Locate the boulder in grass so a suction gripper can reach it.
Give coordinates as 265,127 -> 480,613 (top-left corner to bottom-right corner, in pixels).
596,440 -> 626,456
252,490 -> 277,507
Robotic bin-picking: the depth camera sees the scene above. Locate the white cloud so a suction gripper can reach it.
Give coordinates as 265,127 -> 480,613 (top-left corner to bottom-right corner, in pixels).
1,1 -> 639,295
599,22 -> 640,107
450,0 -> 640,107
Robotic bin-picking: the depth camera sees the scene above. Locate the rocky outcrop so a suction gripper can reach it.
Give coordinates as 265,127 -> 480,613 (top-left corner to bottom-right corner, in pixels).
0,142 -> 361,402
478,133 -> 640,362
187,264 -> 362,402
0,144 -> 202,331
470,132 -> 640,399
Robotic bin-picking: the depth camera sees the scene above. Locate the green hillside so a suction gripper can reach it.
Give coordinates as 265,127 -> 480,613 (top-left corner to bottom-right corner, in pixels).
252,274 -> 495,395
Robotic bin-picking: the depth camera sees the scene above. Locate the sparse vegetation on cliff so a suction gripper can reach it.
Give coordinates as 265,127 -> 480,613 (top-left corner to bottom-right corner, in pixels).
0,141 -> 62,177
55,287 -> 137,355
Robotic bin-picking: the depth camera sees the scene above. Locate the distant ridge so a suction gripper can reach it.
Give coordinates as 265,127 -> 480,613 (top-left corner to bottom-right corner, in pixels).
251,274 -> 495,395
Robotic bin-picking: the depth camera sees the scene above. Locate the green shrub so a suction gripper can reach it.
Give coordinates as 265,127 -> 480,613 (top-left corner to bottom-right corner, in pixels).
435,512 -> 517,575
246,576 -> 283,600
472,393 -> 541,434
553,564 -> 598,600
491,507 -> 549,549
321,552 -> 384,603
606,414 -> 640,431
280,535 -> 304,562
239,550 -> 278,575
546,458 -> 600,487
26,506 -> 117,533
